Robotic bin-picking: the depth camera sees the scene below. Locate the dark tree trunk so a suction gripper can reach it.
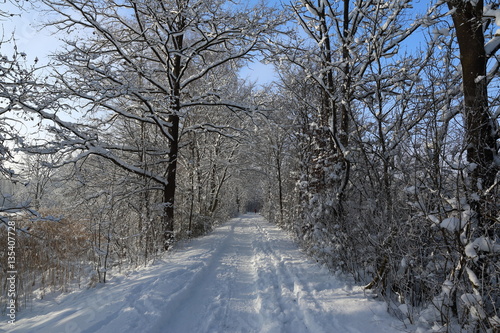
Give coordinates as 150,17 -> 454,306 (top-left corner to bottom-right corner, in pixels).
162,16 -> 184,249
276,154 -> 284,225
339,0 -> 350,149
163,113 -> 179,249
448,0 -> 498,236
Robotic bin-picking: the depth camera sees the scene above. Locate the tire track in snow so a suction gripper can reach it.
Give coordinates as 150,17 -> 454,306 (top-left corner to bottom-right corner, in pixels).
150,217 -> 266,332
250,219 -> 342,333
150,222 -> 238,332
216,223 -> 264,332
251,224 -> 306,332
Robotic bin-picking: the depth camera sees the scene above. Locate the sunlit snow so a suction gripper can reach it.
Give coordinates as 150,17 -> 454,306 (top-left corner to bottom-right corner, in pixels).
7,215 -> 406,333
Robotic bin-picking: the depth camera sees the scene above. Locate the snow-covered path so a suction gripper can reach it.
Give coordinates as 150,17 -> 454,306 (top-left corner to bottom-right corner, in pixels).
7,214 -> 407,333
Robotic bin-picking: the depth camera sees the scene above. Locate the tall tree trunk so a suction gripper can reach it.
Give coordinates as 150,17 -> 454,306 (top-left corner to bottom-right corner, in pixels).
317,1 -> 336,129
163,114 -> 179,249
448,0 -> 498,236
339,0 -> 350,148
276,154 -> 284,225
162,14 -> 184,249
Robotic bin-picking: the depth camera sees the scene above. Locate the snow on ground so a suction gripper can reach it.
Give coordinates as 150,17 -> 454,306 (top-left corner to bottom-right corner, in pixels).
4,214 -> 409,333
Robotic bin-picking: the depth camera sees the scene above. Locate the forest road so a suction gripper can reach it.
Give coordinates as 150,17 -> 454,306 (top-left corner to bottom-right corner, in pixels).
8,214 -> 406,333
143,214 -> 406,333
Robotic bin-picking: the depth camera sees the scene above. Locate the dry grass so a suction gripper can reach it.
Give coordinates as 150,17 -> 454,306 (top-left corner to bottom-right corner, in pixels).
1,210 -> 93,311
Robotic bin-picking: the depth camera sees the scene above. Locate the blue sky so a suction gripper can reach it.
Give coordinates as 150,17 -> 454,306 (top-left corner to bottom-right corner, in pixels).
0,0 -> 449,87
239,61 -> 277,86
1,2 -> 60,65
2,1 -> 278,85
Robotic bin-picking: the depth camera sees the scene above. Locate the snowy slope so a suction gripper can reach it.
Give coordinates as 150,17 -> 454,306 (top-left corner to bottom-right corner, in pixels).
5,214 -> 408,333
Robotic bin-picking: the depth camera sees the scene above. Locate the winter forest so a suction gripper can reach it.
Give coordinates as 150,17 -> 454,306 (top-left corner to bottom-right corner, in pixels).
0,0 -> 499,331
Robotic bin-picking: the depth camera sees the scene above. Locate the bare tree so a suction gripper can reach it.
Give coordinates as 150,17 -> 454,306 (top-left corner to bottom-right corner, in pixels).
22,0 -> 285,250
0,36 -> 40,219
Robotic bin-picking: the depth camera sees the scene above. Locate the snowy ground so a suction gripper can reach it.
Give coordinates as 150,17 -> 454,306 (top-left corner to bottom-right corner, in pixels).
5,214 -> 410,333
